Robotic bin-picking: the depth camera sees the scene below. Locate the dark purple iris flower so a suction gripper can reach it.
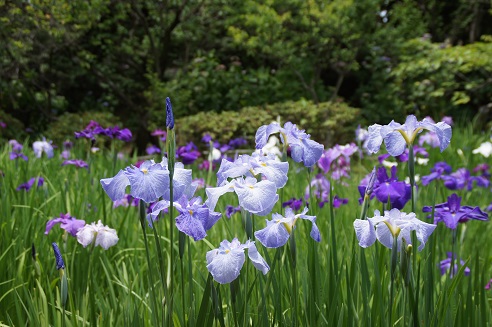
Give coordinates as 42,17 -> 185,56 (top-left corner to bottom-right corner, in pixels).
225,205 -> 241,219
0,121 -> 6,128
332,195 -> 349,208
359,166 -> 411,209
75,121 -> 132,142
439,252 -> 470,277
16,177 -> 44,191
422,161 -> 453,185
177,142 -> 201,165
62,159 -> 89,169
282,198 -> 304,211
45,213 -> 86,237
423,193 -> 489,229
228,137 -> 248,148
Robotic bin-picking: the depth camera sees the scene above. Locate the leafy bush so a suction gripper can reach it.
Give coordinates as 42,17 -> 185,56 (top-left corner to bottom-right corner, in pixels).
0,110 -> 27,142
359,38 -> 492,124
172,99 -> 360,146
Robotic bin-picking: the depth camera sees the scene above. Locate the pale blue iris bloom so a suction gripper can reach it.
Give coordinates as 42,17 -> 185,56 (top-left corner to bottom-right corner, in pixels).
353,208 -> 436,251
100,157 -> 193,203
206,238 -> 269,284
255,207 -> 320,248
366,115 -> 451,157
255,122 -> 324,167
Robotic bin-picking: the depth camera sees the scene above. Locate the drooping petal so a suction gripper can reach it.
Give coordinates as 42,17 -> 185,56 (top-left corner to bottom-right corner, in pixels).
384,131 -> 407,156
290,139 -> 324,167
255,123 -> 282,149
353,219 -> 377,248
245,241 -> 270,274
175,211 -> 207,241
297,209 -> 321,242
205,181 -> 235,211
76,225 -> 97,248
95,225 -> 119,250
100,170 -> 130,202
366,124 -> 384,154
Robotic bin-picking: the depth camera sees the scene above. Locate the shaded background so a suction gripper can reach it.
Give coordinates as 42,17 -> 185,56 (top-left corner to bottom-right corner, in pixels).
1,0 -> 491,150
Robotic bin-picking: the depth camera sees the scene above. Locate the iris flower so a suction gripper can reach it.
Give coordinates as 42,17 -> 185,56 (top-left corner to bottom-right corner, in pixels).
76,220 -> 119,250
422,193 -> 488,229
353,208 -> 436,251
147,196 -> 221,241
62,159 -> 89,169
45,213 -> 86,237
366,115 -> 451,156
439,252 -> 470,277
216,152 -> 289,188
33,139 -> 54,158
16,177 -> 44,191
255,207 -> 320,248
255,121 -> 324,167
206,238 -> 269,284
205,176 -> 278,216
100,157 -> 193,203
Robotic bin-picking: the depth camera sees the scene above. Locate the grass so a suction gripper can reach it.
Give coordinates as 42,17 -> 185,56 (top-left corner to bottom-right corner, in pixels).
0,125 -> 491,326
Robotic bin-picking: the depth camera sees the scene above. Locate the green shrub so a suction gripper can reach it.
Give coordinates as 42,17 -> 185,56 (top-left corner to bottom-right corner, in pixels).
0,110 -> 27,142
173,99 -> 360,146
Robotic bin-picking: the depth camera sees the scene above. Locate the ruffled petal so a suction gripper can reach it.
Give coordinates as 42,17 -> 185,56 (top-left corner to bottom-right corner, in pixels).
384,131 -> 407,156
245,241 -> 270,274
100,170 -> 130,202
353,219 -> 377,248
206,248 -> 245,284
234,178 -> 278,216
254,218 -> 290,248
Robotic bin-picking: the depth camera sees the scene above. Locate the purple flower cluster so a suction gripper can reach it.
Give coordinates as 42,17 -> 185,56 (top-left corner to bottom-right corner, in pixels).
177,142 -> 201,165
422,162 -> 490,190
318,143 -> 358,179
358,166 -> 411,210
304,174 -> 348,209
75,120 -> 132,142
439,252 -> 470,277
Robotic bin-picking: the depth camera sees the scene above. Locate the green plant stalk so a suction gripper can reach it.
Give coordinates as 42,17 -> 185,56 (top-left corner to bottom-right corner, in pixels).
389,235 -> 398,326
139,200 -> 160,327
289,233 -> 298,327
408,145 -> 416,213
167,126 -> 176,326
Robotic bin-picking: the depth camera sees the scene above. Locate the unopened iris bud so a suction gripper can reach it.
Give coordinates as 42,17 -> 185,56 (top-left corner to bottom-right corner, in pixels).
365,167 -> 377,197
52,242 -> 65,270
166,97 -> 174,130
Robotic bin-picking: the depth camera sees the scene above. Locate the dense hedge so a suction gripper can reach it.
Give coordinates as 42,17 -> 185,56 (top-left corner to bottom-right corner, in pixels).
172,100 -> 360,147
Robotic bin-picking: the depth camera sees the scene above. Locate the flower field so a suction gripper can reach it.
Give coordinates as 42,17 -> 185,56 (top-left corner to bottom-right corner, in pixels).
1,106 -> 491,326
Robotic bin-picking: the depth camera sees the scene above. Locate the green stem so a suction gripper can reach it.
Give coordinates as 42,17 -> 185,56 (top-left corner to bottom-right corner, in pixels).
139,201 -> 160,327
408,145 -> 416,213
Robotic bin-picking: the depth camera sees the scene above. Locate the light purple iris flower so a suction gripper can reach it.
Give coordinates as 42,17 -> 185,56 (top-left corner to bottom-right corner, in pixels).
440,252 -> 470,277
45,213 -> 86,237
305,174 -> 330,206
9,140 -> 28,160
147,196 -> 221,241
255,207 -> 320,248
16,177 -> 44,191
205,176 -> 279,216
62,159 -> 89,169
216,152 -> 289,188
255,122 -> 324,167
318,143 -> 358,179
146,145 -> 161,155
422,194 -> 488,229
366,115 -> 451,156
354,208 -> 436,251
100,157 -> 193,203
206,238 -> 269,284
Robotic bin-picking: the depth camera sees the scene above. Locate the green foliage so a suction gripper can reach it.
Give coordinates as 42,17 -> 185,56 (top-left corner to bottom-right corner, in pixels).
0,110 -> 26,142
169,99 -> 360,146
360,38 -> 492,122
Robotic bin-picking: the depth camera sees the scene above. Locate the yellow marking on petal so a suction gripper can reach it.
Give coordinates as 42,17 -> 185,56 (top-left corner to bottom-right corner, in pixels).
249,185 -> 254,189
189,210 -> 193,215
383,220 -> 401,237
261,162 -> 267,167
225,250 -> 230,254
141,168 -> 149,174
